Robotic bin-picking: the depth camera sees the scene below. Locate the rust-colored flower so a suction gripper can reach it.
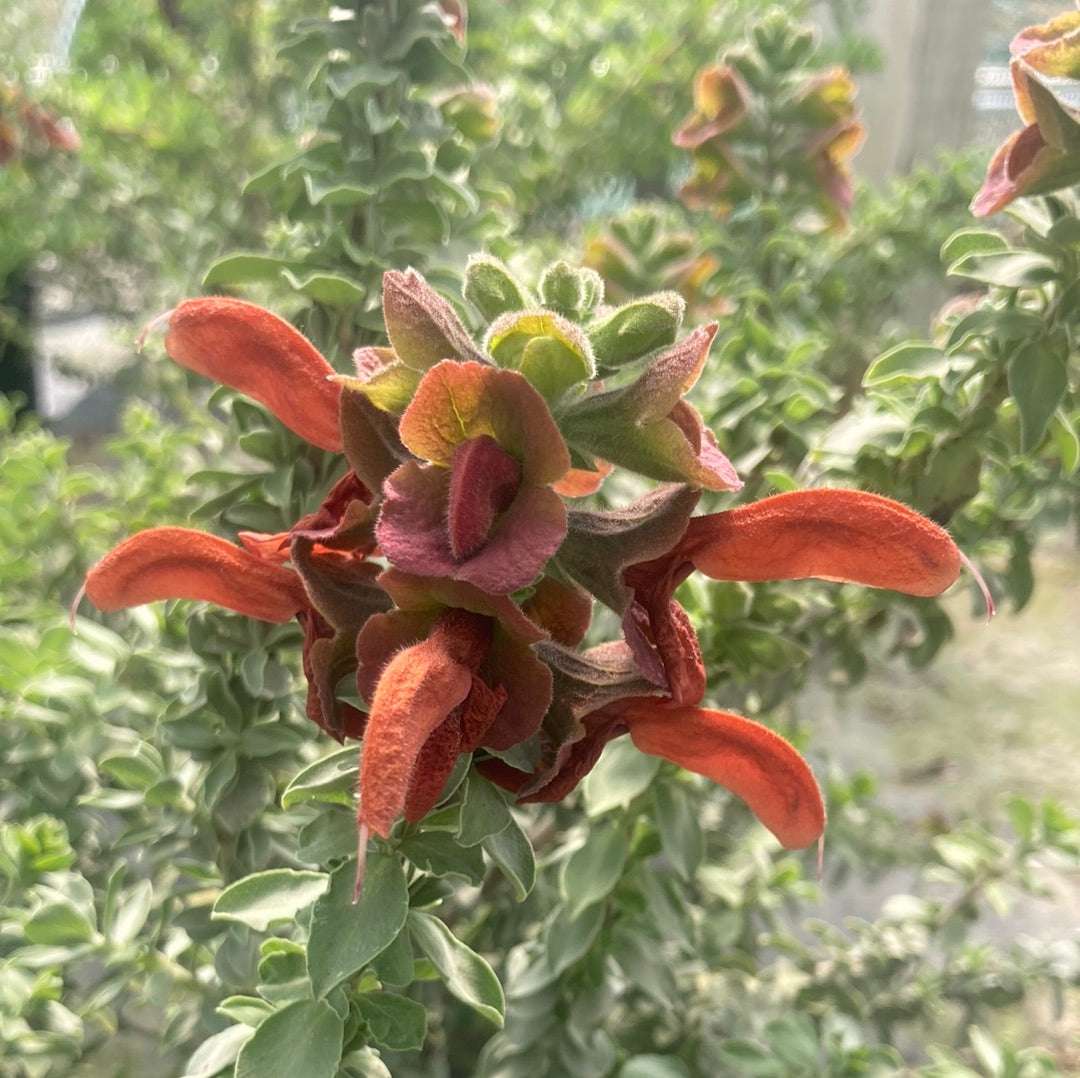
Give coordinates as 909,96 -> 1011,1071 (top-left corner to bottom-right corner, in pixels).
79,301 -> 391,738
621,488 -> 993,705
482,488 -> 992,855
674,52 -> 864,226
352,570 -> 554,892
973,12 -> 1080,216
78,260 -> 994,900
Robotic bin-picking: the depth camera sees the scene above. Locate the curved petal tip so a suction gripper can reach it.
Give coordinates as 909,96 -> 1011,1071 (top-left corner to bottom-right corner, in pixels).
959,549 -> 996,622
352,821 -> 370,904
136,308 -> 174,354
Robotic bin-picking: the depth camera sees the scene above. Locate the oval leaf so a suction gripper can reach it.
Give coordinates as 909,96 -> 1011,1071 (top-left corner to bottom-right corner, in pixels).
282,747 -> 359,810
408,910 -> 505,1027
212,870 -> 329,932
235,1000 -> 343,1078
307,854 -> 408,998
559,822 -> 629,919
583,738 -> 662,817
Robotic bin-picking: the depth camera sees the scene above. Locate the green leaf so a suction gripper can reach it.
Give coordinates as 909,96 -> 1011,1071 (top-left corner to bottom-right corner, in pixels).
371,927 -> 414,987
203,253 -> 297,288
653,782 -> 703,881
546,902 -> 605,975
863,342 -> 947,388
713,1040 -> 782,1077
204,752 -> 238,808
464,253 -> 532,322
357,991 -> 428,1052
341,1047 -> 392,1077
582,738 -> 661,816
1050,410 -> 1080,473
307,854 -> 408,998
588,293 -> 686,367
98,752 -> 161,791
482,815 -> 536,901
560,822 -> 628,918
408,910 -> 505,1027
297,810 -> 357,864
212,870 -> 329,932
282,746 -> 358,810
235,999 -> 344,1078
216,995 -> 275,1028
281,269 -> 365,307
764,1015 -> 820,1072
457,774 -> 512,847
620,1055 -> 691,1078
111,880 -> 154,944
949,251 -> 1057,288
1008,342 -> 1068,452
611,924 -> 676,1007
968,1026 -> 1003,1076
215,760 -> 276,834
326,63 -> 401,98
399,831 -> 485,884
25,901 -> 95,945
182,1025 -> 253,1078
940,228 -> 1009,265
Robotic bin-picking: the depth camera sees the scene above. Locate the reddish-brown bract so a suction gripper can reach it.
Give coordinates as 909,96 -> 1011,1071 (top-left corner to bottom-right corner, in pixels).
164,298 -> 343,453
447,436 -> 522,560
84,527 -> 308,623
682,489 -> 961,597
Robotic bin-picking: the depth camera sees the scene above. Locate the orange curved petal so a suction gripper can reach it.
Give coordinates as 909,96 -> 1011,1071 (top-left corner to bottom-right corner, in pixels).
622,700 -> 825,850
358,624 -> 476,838
84,527 -> 308,622
552,460 -> 613,498
682,489 -> 961,598
162,298 -> 342,452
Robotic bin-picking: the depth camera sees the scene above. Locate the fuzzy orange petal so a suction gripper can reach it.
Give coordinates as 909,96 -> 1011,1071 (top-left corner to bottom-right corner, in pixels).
162,297 -> 342,452
682,489 -> 961,598
359,630 -> 475,838
622,700 -> 825,849
84,527 -> 308,622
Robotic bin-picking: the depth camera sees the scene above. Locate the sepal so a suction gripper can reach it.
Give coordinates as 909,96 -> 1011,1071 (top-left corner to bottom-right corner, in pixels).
587,291 -> 686,367
382,268 -> 485,370
463,253 -> 533,322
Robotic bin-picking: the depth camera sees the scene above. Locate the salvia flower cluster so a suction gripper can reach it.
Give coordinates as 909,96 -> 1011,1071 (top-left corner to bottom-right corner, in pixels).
973,9 -> 1080,217
82,256 -> 989,896
0,80 -> 80,167
675,19 -> 864,226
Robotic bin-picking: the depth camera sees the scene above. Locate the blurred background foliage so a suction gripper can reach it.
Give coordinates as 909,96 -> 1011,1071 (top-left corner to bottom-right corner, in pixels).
1,1 -> 1078,1076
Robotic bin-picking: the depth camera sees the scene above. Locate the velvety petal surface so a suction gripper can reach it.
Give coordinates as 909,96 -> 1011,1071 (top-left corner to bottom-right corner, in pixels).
358,612 -> 490,838
447,436 -> 522,560
162,298 -> 342,452
377,568 -> 547,644
681,489 -> 962,598
85,527 -> 308,622
621,699 -> 825,850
